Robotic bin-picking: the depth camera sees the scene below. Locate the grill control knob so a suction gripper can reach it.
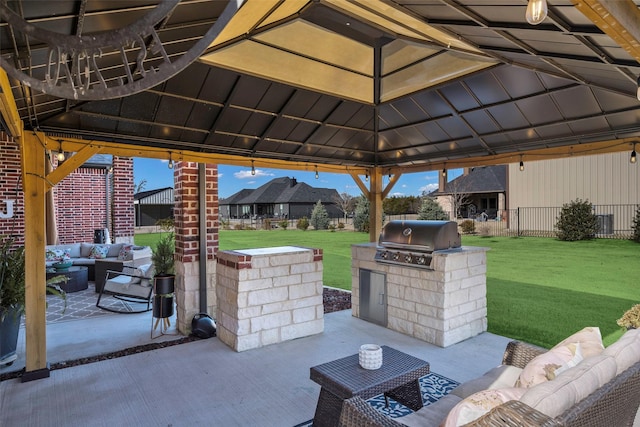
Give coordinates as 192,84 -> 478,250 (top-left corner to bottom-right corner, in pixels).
417,255 -> 427,265
404,253 -> 413,263
380,251 -> 389,259
392,252 -> 400,261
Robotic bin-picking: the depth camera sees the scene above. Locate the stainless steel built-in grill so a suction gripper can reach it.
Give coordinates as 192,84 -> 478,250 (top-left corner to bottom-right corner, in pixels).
374,220 -> 461,268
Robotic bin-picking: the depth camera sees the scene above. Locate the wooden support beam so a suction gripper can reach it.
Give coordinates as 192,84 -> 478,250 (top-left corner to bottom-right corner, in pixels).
368,168 -> 384,243
382,173 -> 402,199
349,171 -> 370,198
0,68 -> 22,138
45,144 -> 102,188
20,131 -> 49,380
572,0 -> 640,63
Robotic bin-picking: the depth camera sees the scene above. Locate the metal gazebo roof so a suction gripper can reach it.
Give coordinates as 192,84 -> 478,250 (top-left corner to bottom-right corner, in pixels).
1,0 -> 639,174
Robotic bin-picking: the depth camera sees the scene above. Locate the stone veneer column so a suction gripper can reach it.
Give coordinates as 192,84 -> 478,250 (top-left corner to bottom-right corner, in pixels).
216,246 -> 324,352
173,162 -> 219,334
352,243 -> 488,347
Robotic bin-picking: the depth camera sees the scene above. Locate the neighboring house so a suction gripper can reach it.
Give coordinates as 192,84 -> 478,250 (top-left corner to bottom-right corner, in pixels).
220,177 -> 341,219
430,165 -> 507,220
134,187 -> 175,227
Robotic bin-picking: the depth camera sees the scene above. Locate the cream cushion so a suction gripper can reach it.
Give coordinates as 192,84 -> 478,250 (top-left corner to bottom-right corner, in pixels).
442,387 -> 526,427
520,354 -> 616,418
516,327 -> 603,388
602,327 -> 640,375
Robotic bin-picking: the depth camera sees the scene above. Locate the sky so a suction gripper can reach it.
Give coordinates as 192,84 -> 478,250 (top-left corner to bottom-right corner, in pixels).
133,157 -> 462,199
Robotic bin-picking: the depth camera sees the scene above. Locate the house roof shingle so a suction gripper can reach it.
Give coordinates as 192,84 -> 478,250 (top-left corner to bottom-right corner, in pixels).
221,177 -> 339,205
432,166 -> 507,196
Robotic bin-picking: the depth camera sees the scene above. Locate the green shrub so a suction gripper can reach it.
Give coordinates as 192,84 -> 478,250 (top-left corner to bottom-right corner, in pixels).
234,223 -> 245,230
279,219 -> 289,230
631,205 -> 640,243
263,218 -> 272,230
328,224 -> 336,232
460,219 -> 475,234
555,198 -> 598,241
337,222 -> 345,230
297,217 -> 309,231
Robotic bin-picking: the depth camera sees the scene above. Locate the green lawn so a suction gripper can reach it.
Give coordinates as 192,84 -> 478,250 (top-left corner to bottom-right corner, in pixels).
135,231 -> 640,348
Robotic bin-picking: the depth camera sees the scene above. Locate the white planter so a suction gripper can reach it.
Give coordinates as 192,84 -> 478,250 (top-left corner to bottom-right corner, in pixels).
359,344 -> 383,370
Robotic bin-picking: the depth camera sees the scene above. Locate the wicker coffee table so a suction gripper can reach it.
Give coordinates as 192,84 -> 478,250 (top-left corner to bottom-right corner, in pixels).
310,345 -> 430,427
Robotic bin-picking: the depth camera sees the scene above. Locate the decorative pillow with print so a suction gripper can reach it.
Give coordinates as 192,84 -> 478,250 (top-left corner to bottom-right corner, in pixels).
442,387 -> 527,427
89,244 -> 110,259
46,248 -> 71,261
117,244 -> 134,260
516,326 -> 603,388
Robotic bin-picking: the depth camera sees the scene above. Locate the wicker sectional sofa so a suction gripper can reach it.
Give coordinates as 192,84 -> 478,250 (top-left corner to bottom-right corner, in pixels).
339,327 -> 640,427
45,242 -> 152,284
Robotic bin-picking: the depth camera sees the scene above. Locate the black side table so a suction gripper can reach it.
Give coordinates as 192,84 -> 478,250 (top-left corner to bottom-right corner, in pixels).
310,346 -> 430,427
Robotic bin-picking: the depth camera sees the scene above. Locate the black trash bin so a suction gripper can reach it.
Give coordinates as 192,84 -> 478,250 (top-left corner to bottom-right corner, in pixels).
94,228 -> 106,244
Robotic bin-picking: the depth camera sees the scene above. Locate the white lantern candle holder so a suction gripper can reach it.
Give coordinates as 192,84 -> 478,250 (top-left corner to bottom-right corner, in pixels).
359,344 -> 383,370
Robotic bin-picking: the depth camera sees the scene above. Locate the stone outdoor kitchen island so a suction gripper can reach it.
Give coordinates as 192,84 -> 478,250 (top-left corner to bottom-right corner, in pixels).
216,246 -> 324,352
352,243 -> 488,347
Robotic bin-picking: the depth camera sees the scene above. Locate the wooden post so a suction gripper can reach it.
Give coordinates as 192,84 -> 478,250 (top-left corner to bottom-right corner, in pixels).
368,168 -> 383,243
20,131 -> 50,380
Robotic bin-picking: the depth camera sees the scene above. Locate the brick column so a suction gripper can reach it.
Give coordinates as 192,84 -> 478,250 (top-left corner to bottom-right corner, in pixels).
0,132 -> 24,240
173,162 -> 219,334
111,156 -> 134,243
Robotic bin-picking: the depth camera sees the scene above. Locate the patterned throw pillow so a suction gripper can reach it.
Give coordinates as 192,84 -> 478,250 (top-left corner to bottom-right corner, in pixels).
89,245 -> 110,259
442,388 -> 527,427
516,326 -> 603,388
117,244 -> 134,260
46,248 -> 71,261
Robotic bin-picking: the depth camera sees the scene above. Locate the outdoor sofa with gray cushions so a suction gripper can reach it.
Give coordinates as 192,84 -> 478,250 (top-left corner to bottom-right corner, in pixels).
45,242 -> 152,283
339,327 -> 640,427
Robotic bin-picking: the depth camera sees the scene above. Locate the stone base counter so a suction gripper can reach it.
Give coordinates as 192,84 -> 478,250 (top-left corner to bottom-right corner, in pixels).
216,246 -> 324,352
352,243 -> 488,348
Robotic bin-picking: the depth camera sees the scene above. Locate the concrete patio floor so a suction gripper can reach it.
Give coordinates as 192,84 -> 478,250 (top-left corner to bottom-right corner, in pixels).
0,308 -> 514,426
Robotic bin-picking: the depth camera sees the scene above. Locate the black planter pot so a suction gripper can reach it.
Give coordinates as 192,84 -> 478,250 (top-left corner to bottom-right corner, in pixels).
0,306 -> 23,366
154,274 -> 175,295
153,295 -> 174,318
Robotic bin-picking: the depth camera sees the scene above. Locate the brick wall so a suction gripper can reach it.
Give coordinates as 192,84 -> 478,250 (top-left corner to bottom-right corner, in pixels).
54,167 -> 108,243
0,132 -> 135,244
0,133 -> 24,242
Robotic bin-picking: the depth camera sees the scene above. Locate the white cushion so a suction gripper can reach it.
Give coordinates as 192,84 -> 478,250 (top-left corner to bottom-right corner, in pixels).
520,354 -> 617,418
602,327 -> 640,375
451,365 -> 523,398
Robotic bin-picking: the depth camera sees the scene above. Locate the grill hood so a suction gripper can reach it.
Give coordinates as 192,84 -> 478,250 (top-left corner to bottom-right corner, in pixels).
378,220 -> 461,252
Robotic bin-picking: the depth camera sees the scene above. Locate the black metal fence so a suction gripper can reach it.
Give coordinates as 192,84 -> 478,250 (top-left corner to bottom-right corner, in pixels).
448,204 -> 638,239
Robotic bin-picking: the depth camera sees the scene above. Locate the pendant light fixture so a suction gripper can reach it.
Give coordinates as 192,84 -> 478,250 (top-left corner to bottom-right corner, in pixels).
631,143 -> 637,164
251,160 -> 256,176
167,153 -> 173,169
526,0 -> 548,25
315,165 -> 319,179
519,155 -> 525,172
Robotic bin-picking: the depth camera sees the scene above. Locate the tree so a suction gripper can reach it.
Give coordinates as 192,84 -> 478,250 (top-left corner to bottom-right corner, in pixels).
383,196 -> 419,215
417,197 -> 449,220
447,178 -> 471,219
310,200 -> 330,230
135,179 -> 147,194
353,195 -> 370,233
333,192 -> 355,221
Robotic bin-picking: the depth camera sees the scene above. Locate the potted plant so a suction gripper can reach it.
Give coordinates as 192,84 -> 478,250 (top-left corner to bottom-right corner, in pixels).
0,236 -> 67,366
151,231 -> 175,321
